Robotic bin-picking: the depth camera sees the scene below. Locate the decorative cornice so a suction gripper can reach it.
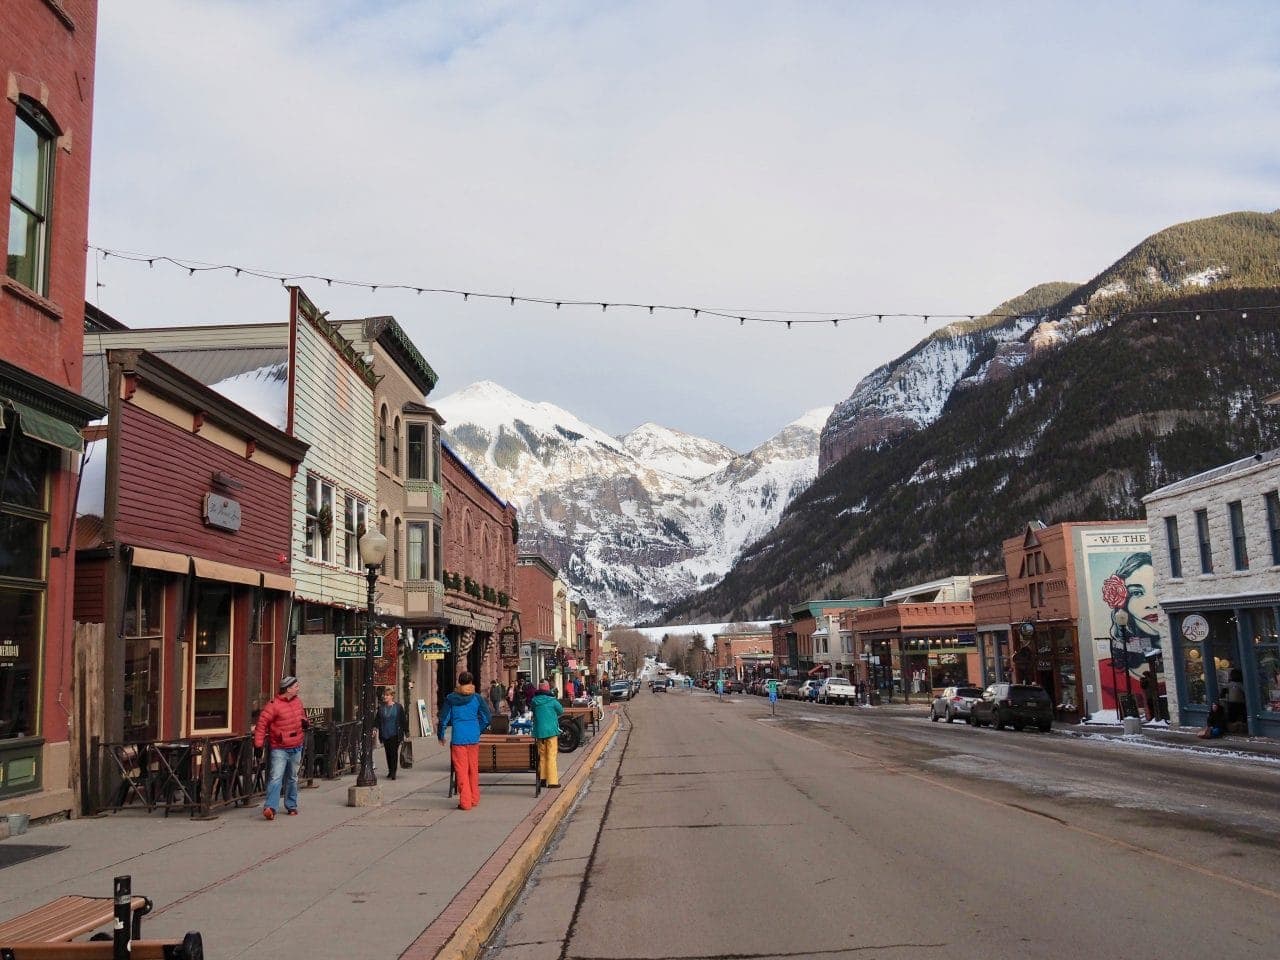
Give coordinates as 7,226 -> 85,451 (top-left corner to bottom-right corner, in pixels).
293,288 -> 380,389
366,316 -> 438,397
0,356 -> 104,424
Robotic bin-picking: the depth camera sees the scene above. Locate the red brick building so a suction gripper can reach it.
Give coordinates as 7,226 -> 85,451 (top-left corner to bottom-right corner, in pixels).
0,1 -> 104,818
439,442 -> 517,700
516,555 -> 557,686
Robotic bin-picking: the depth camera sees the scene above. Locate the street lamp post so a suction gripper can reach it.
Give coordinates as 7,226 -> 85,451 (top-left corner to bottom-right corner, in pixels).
1114,609 -> 1133,718
356,527 -> 388,790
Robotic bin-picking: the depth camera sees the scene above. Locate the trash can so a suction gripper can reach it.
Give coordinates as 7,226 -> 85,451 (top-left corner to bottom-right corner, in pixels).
1122,716 -> 1143,736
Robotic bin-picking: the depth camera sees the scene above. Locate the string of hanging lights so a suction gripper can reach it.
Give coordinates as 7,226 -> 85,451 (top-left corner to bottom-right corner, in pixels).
89,244 -> 1276,330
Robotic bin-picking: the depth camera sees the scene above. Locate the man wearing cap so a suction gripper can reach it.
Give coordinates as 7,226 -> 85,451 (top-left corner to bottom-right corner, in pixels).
254,675 -> 308,820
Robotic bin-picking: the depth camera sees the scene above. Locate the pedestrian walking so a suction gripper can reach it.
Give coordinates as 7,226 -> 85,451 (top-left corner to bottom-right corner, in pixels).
530,680 -> 564,789
1140,669 -> 1159,721
489,677 -> 507,715
254,675 -> 308,820
438,672 -> 491,810
376,686 -> 409,780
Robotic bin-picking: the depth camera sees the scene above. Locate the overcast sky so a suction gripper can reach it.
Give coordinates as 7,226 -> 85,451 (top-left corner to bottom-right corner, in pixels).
87,1 -> 1279,451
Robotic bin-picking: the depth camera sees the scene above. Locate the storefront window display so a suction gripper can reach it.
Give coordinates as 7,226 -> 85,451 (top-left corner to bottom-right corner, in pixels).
1248,607 -> 1280,714
193,584 -> 233,731
0,428 -> 49,743
1180,610 -> 1237,707
122,569 -> 163,741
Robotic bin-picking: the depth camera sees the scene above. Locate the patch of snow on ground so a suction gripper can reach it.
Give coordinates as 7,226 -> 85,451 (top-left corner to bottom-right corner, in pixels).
1089,278 -> 1129,302
1181,265 -> 1226,287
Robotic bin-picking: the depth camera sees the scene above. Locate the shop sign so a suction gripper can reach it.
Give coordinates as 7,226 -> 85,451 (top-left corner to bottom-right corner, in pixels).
416,630 -> 450,660
0,644 -> 19,659
336,634 -> 383,658
203,493 -> 242,532
1181,614 -> 1210,643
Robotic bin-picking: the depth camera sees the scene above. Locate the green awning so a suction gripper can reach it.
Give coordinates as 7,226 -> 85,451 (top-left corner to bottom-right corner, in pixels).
8,400 -> 85,453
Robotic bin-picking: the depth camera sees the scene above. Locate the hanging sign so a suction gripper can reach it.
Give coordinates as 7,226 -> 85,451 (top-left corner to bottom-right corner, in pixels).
336,634 -> 383,659
373,627 -> 399,686
1181,614 -> 1210,643
416,630 -> 450,661
203,493 -> 242,532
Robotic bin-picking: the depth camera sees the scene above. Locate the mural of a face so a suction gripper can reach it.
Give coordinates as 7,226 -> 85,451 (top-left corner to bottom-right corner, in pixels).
1123,562 -> 1161,640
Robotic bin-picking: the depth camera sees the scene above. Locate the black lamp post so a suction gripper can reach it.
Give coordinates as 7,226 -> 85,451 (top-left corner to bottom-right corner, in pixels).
1114,609 -> 1133,717
357,527 -> 388,789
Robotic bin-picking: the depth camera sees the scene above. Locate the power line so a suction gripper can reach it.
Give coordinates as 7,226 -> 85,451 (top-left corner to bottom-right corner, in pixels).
89,244 -> 1279,329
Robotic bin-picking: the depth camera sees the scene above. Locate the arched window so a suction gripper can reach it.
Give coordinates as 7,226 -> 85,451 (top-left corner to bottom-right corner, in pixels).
379,509 -> 389,575
378,405 -> 388,467
393,517 -> 402,580
392,416 -> 401,476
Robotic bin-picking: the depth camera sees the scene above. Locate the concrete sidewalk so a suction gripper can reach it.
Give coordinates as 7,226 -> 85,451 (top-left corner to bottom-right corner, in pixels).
0,714 -> 620,960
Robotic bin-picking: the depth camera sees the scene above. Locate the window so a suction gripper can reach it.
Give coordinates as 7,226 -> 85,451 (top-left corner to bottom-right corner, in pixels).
379,510 -> 389,576
306,475 -> 334,562
431,425 -> 441,484
432,523 -> 442,579
408,522 -> 427,580
407,423 -> 427,479
392,416 -> 401,476
1249,607 -> 1280,714
343,495 -> 369,570
378,405 -> 388,468
1165,516 -> 1182,578
393,517 -> 401,580
1195,509 -> 1213,574
192,584 -> 232,731
121,569 -> 163,742
1266,492 -> 1280,566
1229,500 -> 1248,570
0,427 -> 50,747
8,99 -> 55,295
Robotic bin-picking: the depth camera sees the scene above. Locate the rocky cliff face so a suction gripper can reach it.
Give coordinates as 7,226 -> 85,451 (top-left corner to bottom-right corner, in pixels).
435,381 -> 829,624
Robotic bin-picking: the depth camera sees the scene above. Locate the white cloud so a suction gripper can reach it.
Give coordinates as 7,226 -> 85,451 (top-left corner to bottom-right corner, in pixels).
88,0 -> 1280,449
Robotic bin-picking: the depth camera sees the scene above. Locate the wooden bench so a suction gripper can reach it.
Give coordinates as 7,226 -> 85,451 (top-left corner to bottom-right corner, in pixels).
0,876 -> 202,960
562,704 -> 601,738
448,735 -> 540,798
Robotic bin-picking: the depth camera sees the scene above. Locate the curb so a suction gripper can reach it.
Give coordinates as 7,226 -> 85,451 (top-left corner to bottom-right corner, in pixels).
424,711 -> 620,960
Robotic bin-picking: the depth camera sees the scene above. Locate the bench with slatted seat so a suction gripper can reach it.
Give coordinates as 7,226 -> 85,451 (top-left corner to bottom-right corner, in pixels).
448,734 -> 540,798
0,876 -> 202,960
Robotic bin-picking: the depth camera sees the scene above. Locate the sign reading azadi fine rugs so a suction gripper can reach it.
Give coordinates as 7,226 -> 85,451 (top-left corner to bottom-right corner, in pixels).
336,634 -> 383,658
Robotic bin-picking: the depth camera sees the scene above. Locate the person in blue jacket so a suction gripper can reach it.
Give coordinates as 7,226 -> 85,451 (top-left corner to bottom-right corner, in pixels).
438,672 -> 491,810
530,680 -> 565,788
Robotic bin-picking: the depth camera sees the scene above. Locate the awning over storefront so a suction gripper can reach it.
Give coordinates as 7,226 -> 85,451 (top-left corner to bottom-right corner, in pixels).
130,547 -> 190,575
446,608 -> 498,632
5,399 -> 85,452
130,546 -> 293,591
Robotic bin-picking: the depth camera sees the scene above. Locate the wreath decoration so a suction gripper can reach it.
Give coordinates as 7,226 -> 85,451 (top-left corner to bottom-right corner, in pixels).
316,503 -> 334,538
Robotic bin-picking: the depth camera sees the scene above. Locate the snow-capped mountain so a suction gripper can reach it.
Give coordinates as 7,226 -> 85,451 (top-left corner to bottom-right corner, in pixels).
435,381 -> 829,623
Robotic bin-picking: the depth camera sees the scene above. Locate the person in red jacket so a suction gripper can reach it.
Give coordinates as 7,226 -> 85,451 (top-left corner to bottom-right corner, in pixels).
254,675 -> 308,820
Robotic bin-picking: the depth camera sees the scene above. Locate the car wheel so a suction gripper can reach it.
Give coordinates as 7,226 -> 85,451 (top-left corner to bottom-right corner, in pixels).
967,713 -> 977,726
1012,721 -> 1025,731
931,708 -> 939,722
945,708 -> 954,723
1038,722 -> 1052,732
993,711 -> 1006,730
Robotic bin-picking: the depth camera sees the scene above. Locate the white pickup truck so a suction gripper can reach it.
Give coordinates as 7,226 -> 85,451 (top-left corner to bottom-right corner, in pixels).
817,676 -> 858,704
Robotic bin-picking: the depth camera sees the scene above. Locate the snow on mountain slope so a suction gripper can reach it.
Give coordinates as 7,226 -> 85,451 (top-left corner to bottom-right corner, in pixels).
434,383 -> 829,623
620,422 -> 735,480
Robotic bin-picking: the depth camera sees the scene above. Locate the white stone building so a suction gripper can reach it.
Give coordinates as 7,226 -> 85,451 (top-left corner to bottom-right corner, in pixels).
1143,449 -> 1280,738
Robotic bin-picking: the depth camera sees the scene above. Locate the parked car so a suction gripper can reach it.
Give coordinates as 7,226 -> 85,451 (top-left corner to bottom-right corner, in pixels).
608,680 -> 632,702
781,679 -> 806,699
799,679 -> 823,702
724,678 -> 745,694
930,685 -> 984,722
817,676 -> 857,704
969,683 -> 1053,731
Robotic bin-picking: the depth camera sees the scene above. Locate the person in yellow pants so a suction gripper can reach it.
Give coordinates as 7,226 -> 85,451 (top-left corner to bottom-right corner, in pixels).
530,680 -> 564,788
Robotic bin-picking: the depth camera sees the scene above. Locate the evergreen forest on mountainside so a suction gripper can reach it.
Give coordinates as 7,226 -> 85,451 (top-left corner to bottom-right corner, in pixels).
664,213 -> 1280,624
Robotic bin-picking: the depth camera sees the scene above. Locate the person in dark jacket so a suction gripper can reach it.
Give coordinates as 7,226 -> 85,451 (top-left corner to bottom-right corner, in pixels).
254,676 -> 308,820
438,672 -> 491,810
1198,701 -> 1227,739
530,680 -> 565,788
376,686 -> 409,780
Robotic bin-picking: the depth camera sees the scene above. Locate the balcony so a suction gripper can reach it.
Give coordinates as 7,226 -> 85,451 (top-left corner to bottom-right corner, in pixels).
405,578 -> 445,619
406,479 -> 444,517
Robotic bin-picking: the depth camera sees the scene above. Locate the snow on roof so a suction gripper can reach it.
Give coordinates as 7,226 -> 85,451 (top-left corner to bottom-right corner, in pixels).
77,438 -> 107,518
208,363 -> 289,431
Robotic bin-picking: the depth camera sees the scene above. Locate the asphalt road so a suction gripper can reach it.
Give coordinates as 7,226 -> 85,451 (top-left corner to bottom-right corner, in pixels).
487,687 -> 1280,960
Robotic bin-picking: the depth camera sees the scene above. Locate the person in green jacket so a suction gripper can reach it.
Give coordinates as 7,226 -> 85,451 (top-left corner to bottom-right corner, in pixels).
530,680 -> 565,788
